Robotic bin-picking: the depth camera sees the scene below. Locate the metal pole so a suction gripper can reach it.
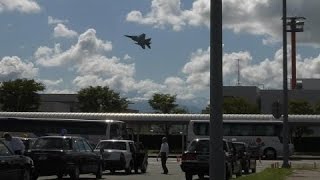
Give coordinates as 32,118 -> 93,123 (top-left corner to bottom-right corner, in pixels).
282,0 -> 290,168
181,132 -> 184,154
291,27 -> 297,90
210,0 -> 224,180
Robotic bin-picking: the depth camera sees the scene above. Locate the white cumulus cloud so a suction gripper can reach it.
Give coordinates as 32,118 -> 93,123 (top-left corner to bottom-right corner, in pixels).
40,78 -> 63,86
53,23 -> 78,38
0,0 -> 41,13
127,0 -> 320,46
181,47 -> 320,90
34,29 -> 112,67
48,16 -> 69,25
0,56 -> 38,81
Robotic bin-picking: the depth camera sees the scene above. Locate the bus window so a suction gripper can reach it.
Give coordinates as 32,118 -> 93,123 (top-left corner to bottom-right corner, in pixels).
121,123 -> 129,139
230,124 -> 253,136
223,124 -> 231,136
254,125 -> 276,136
193,122 -> 209,136
110,123 -> 121,139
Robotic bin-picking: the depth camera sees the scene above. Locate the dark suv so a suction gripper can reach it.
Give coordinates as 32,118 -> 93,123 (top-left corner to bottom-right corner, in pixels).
180,138 -> 236,180
232,142 -> 256,174
26,136 -> 103,180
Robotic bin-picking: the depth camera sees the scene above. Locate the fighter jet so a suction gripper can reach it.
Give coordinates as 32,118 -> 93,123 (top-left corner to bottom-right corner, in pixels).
124,33 -> 151,49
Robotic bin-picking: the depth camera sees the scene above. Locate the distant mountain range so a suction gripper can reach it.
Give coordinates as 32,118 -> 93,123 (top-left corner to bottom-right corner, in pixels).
128,97 -> 208,113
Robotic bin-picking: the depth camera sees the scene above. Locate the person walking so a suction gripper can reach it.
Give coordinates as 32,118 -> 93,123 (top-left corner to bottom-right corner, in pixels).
157,137 -> 169,174
256,137 -> 264,163
3,133 -> 25,155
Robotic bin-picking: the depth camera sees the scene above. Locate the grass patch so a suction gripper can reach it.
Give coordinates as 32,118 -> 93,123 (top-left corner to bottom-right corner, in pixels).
237,168 -> 293,180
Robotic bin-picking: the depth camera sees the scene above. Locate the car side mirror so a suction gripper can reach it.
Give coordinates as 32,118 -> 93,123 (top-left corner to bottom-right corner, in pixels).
100,148 -> 104,154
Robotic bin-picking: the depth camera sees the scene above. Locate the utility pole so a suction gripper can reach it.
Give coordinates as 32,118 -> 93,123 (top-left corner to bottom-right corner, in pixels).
210,0 -> 224,180
286,17 -> 305,90
237,59 -> 241,86
282,0 -> 290,168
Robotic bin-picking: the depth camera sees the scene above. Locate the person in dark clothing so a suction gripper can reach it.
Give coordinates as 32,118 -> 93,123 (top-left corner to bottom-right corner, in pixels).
157,137 -> 169,174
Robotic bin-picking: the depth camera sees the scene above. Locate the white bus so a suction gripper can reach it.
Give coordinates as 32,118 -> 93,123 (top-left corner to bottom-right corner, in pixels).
188,119 -> 295,159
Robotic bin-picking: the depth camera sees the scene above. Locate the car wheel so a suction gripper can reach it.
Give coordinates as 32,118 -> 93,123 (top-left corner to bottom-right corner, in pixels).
70,165 -> 80,180
225,165 -> 232,180
244,167 -> 249,174
264,148 -> 277,160
96,163 -> 103,179
244,161 -> 250,174
141,161 -> 147,173
57,172 -> 63,179
22,167 -> 31,180
236,163 -> 242,177
31,171 -> 39,180
125,161 -> 133,174
185,172 -> 193,180
252,167 -> 256,173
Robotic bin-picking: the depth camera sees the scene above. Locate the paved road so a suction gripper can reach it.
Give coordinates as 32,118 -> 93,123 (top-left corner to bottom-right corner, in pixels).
38,159 -> 320,180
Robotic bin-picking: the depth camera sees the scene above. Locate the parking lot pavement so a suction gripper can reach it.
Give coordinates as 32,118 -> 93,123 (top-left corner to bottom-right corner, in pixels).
38,158 -> 184,180
38,159 -> 320,180
287,169 -> 320,180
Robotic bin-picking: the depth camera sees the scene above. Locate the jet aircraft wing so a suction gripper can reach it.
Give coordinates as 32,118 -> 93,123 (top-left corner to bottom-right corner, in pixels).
139,44 -> 146,49
140,33 -> 146,39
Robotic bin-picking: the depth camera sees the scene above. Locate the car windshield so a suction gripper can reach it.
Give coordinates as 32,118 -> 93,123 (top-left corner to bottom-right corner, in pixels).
188,140 -> 209,153
97,141 -> 126,150
32,138 -> 72,150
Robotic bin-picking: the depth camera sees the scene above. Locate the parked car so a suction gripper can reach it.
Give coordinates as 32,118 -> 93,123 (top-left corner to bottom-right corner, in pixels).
25,136 -> 103,180
232,141 -> 256,174
94,140 -> 148,174
0,140 -> 33,180
180,138 -> 234,180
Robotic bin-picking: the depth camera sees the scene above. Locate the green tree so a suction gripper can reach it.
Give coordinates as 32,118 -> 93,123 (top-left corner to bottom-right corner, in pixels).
314,100 -> 320,114
202,97 -> 259,114
148,93 -> 178,113
0,79 -> 45,111
288,99 -> 314,114
77,86 -> 129,112
171,106 -> 189,114
148,93 -> 187,136
202,104 -> 210,114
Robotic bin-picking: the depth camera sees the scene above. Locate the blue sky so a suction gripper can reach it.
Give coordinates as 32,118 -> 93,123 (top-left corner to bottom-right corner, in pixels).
0,0 -> 320,111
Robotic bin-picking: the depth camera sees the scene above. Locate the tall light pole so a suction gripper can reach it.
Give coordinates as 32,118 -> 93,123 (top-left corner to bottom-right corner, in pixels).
286,17 -> 305,90
282,0 -> 290,168
210,0 -> 224,180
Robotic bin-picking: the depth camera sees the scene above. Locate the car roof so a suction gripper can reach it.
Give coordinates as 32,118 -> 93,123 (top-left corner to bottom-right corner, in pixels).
192,138 -> 228,142
36,136 -> 80,139
16,137 -> 36,140
98,139 -> 134,143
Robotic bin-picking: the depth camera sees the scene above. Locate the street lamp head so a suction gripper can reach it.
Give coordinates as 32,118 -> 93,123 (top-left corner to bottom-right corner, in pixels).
295,21 -> 305,32
286,16 -> 306,32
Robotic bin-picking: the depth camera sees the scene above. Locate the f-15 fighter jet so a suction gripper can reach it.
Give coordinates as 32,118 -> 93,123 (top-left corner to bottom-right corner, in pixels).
124,33 -> 151,49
